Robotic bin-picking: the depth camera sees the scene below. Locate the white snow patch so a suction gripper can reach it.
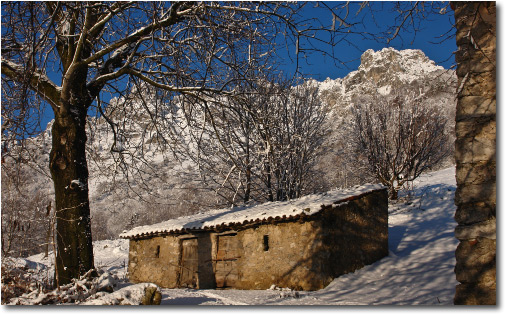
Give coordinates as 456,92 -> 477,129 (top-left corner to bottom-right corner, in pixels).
318,77 -> 343,91
82,283 -> 160,305
377,85 -> 391,95
70,179 -> 86,190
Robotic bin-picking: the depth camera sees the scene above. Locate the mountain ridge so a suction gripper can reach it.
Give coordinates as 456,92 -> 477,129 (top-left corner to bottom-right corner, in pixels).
1,47 -> 456,250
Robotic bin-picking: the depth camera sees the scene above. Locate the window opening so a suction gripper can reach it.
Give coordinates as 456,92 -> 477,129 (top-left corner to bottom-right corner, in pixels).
263,235 -> 269,251
155,245 -> 160,258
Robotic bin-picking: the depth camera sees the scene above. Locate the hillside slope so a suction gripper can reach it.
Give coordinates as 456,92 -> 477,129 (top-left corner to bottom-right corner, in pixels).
1,47 -> 457,247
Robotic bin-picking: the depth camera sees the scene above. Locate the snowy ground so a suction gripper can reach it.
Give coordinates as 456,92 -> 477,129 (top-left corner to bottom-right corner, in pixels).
12,167 -> 459,306
158,167 -> 459,306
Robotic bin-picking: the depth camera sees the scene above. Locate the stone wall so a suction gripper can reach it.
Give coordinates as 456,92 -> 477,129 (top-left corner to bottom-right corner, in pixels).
232,220 -> 322,290
127,188 -> 388,291
318,189 -> 389,278
452,2 -> 496,305
128,235 -> 181,288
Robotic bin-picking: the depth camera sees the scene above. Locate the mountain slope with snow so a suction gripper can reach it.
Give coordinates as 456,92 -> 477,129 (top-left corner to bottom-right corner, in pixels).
1,47 -> 457,249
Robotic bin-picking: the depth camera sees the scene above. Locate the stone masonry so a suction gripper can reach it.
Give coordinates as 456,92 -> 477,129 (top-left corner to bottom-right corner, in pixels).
452,2 -> 496,305
126,188 -> 388,291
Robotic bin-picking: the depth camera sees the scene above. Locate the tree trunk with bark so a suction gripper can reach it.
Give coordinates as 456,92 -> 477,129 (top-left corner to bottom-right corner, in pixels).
49,113 -> 94,285
49,63 -> 95,284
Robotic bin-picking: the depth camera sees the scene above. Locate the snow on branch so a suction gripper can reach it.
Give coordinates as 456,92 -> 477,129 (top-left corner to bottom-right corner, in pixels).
1,59 -> 61,112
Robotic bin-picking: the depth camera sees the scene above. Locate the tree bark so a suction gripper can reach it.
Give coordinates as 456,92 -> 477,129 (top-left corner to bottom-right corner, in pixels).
49,107 -> 94,285
49,62 -> 95,284
389,187 -> 399,201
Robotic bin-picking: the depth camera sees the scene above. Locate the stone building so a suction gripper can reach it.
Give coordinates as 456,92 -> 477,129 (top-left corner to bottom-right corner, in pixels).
120,184 -> 388,290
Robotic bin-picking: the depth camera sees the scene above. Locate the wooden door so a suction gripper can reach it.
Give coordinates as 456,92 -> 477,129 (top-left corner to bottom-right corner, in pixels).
179,238 -> 198,288
215,234 -> 240,288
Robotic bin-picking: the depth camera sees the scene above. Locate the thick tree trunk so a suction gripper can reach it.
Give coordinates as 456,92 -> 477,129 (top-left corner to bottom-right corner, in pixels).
49,102 -> 94,285
452,2 -> 496,305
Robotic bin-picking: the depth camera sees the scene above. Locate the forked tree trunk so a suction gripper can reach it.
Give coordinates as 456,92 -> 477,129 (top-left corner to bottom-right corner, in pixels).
49,98 -> 94,285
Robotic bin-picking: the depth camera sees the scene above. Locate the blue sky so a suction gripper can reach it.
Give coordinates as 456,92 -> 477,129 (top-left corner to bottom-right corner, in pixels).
278,1 -> 456,80
6,2 -> 458,131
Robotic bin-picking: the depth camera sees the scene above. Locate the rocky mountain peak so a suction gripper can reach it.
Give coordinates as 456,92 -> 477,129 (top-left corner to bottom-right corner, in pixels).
359,47 -> 440,74
351,47 -> 446,88
316,47 -> 455,108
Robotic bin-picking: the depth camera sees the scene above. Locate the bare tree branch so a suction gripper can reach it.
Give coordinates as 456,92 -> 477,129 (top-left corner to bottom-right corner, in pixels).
1,59 -> 61,111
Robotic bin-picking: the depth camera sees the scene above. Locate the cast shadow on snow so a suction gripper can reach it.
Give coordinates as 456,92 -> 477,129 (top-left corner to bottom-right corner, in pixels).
392,183 -> 457,255
310,183 -> 458,305
388,225 -> 407,253
157,181 -> 457,305
161,294 -> 219,305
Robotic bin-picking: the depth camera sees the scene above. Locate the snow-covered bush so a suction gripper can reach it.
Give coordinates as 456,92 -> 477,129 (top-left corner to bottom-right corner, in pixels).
7,268 -> 125,305
1,257 -> 52,304
351,88 -> 451,199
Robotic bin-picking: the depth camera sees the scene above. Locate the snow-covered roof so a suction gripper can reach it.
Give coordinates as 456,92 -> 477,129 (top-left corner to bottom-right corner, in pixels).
119,183 -> 385,239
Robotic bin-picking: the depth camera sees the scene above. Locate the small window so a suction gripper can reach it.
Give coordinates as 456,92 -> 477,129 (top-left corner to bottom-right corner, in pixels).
155,245 -> 160,258
263,235 -> 269,251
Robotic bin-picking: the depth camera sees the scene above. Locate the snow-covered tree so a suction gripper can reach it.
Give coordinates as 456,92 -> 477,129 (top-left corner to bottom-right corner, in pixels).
179,77 -> 329,205
1,1 -> 349,284
259,81 -> 329,201
351,88 -> 451,200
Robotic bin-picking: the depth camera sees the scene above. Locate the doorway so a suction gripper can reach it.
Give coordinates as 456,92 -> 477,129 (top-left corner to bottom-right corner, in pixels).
178,238 -> 198,288
215,234 -> 241,288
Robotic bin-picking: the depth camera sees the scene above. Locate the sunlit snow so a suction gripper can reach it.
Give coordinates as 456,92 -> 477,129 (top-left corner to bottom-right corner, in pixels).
16,167 -> 458,305
119,183 -> 384,239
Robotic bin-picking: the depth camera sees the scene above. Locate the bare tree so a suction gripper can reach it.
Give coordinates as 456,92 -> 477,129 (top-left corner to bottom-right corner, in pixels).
1,1 -> 351,284
351,88 -> 451,200
259,81 -> 329,201
177,77 -> 329,205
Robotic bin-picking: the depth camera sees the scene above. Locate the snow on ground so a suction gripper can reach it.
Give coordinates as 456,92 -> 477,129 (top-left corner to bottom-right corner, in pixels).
10,167 -> 458,306
157,167 -> 458,306
92,239 -> 130,281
